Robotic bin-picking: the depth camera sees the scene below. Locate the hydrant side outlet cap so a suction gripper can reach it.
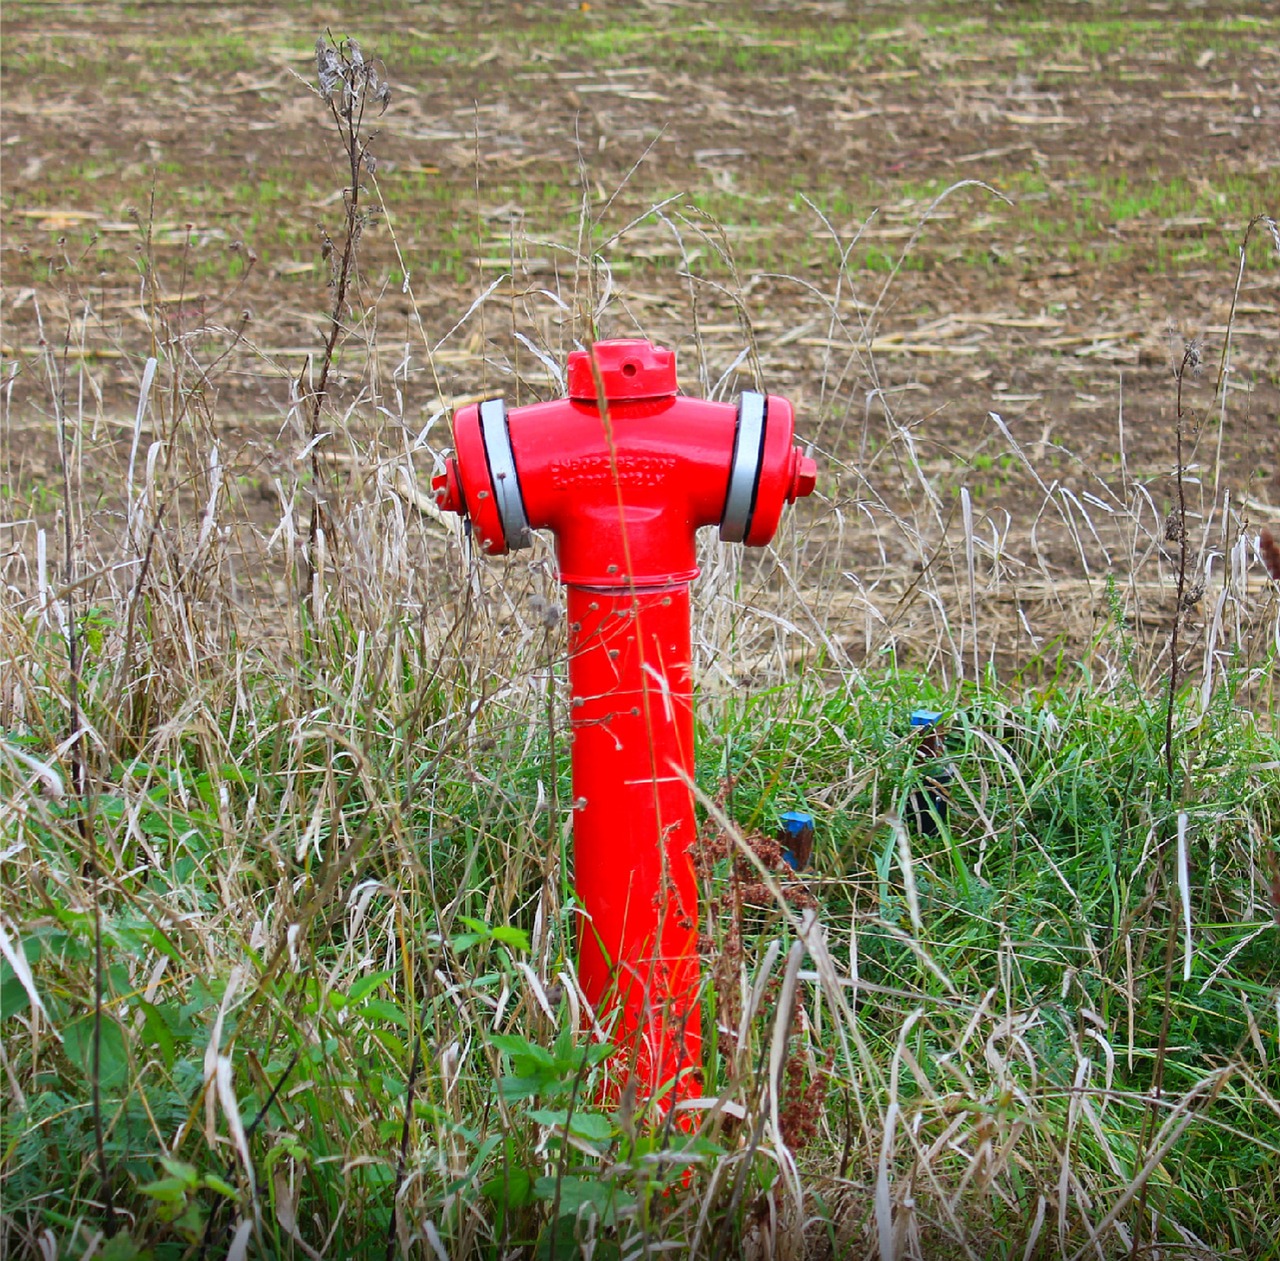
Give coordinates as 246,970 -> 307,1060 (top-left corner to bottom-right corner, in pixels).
567,339 -> 678,402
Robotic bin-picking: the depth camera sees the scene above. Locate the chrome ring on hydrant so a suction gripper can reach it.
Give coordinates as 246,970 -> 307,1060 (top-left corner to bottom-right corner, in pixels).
720,390 -> 766,543
479,398 -> 532,550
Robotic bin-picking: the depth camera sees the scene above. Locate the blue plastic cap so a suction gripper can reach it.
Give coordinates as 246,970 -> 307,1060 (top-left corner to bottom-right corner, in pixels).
779,810 -> 814,835
910,709 -> 942,728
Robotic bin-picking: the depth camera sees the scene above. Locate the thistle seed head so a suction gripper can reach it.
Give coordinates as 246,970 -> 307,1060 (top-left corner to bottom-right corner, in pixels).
316,37 -> 342,103
529,593 -> 563,629
314,34 -> 392,116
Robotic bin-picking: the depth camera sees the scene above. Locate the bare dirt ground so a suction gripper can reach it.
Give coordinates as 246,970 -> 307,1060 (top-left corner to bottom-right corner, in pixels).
2,1 -> 1278,672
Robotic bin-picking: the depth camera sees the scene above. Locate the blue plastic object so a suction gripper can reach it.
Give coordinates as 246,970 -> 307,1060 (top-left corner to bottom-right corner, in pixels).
907,709 -> 952,836
778,810 -> 815,871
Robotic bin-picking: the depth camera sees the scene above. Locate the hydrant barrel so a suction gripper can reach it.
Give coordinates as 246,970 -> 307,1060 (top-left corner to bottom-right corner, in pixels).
567,583 -> 700,1101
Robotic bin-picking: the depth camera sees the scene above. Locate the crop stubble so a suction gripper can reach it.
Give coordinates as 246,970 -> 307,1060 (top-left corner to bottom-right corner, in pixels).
1,0 -> 1277,670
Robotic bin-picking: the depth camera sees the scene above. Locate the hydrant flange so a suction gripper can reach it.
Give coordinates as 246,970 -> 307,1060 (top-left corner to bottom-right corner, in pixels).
719,390 -> 766,544
478,398 -> 532,550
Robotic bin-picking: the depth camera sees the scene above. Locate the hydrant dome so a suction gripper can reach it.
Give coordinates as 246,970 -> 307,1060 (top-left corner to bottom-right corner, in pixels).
567,338 -> 679,402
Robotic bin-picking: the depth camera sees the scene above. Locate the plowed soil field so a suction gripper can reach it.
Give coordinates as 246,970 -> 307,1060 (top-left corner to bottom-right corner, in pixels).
2,1 -> 1278,671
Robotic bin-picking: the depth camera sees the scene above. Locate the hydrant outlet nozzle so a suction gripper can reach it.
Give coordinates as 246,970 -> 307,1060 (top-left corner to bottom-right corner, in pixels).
790,452 -> 818,502
432,460 -> 463,515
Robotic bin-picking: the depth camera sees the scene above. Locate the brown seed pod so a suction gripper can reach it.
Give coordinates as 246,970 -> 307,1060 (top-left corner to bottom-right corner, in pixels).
1261,527 -> 1280,582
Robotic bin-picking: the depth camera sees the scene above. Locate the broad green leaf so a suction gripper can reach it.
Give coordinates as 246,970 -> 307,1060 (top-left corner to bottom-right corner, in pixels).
63,1013 -> 129,1090
359,998 -> 409,1028
470,1133 -> 502,1173
201,1173 -> 238,1198
536,1229 -> 622,1261
499,1073 -> 551,1102
137,1000 -> 177,1068
158,1158 -> 199,1187
106,962 -> 131,997
490,1033 -> 558,1072
137,926 -> 184,963
1,975 -> 31,1021
369,1028 -> 405,1060
527,1109 -> 614,1141
491,925 -> 531,951
137,1176 -> 189,1203
481,1166 -> 533,1207
347,969 -> 395,1003
216,762 -> 256,786
98,1235 -> 151,1261
191,773 -> 218,808
532,1175 -> 635,1223
172,1200 -> 207,1243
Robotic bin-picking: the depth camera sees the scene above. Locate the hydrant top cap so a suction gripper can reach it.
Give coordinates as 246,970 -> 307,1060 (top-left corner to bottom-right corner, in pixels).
567,338 -> 678,403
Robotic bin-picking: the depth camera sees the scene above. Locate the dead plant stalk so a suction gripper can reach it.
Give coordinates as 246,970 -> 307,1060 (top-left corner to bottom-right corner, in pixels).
302,36 -> 391,618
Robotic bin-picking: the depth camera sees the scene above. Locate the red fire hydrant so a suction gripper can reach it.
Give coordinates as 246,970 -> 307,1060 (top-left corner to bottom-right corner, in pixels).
434,339 -> 816,1110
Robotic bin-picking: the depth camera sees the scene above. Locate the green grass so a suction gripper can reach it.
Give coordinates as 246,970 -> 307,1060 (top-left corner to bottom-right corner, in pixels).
3,614 -> 1278,1257
7,5 -> 1273,82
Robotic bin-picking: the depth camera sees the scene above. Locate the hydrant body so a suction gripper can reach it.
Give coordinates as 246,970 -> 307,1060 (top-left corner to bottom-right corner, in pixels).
435,339 -> 815,1106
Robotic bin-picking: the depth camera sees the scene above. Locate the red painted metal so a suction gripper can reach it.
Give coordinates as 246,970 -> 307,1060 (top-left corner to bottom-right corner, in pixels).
566,582 -> 700,1102
434,338 -> 816,1110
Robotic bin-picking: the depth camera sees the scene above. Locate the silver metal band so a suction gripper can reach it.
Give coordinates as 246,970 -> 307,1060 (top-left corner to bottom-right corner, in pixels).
719,391 -> 766,543
479,398 -> 531,550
